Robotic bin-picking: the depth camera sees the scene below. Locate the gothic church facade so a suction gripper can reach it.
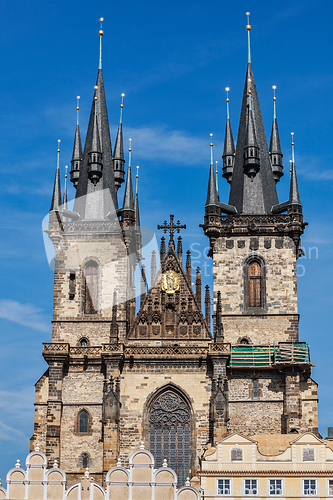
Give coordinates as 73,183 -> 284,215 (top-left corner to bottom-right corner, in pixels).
31,21 -> 318,487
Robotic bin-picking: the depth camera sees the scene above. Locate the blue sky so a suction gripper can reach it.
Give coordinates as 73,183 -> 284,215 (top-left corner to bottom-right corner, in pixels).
0,0 -> 333,482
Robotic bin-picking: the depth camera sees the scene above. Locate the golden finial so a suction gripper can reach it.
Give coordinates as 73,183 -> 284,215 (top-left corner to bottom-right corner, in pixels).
210,133 -> 213,166
65,165 -> 68,179
94,85 -> 98,101
99,17 -> 104,36
76,96 -> 80,111
57,139 -> 61,153
291,132 -> 295,169
136,165 -> 139,179
210,133 -> 213,147
246,12 -> 251,31
272,85 -> 277,101
215,160 -> 218,175
120,93 -> 125,108
225,87 -> 230,119
129,138 -> 132,152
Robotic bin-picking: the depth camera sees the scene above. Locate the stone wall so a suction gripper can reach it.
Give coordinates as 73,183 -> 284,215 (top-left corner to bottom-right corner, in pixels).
213,235 -> 299,344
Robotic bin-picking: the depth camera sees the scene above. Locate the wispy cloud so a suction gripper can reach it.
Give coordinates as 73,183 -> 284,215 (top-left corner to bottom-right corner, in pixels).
0,300 -> 51,333
0,420 -> 27,443
123,125 -> 220,166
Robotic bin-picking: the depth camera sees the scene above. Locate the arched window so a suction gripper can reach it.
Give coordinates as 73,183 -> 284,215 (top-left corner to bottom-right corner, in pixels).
149,391 -> 191,487
79,410 -> 89,433
240,338 -> 249,345
244,256 -> 266,310
84,262 -> 98,314
80,338 -> 88,347
249,261 -> 261,307
81,452 -> 89,468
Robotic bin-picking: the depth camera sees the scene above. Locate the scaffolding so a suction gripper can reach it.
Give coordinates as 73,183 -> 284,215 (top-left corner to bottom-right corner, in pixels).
229,343 -> 310,368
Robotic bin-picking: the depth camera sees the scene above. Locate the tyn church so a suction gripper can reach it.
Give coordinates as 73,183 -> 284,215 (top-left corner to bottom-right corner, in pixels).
32,19 -> 318,487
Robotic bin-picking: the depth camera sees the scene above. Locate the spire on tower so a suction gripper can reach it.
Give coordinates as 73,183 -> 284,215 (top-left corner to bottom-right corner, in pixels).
70,96 -> 83,189
222,87 -> 235,184
50,140 -> 62,212
113,94 -> 126,190
134,164 -> 140,229
63,166 -> 68,210
122,157 -> 134,212
289,133 -> 301,206
206,137 -> 219,207
269,86 -> 284,183
227,17 -> 279,214
73,19 -> 118,220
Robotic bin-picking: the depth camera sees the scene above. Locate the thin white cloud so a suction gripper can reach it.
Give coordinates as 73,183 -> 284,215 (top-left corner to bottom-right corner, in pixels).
0,420 -> 27,443
123,125 -> 220,166
0,300 -> 50,333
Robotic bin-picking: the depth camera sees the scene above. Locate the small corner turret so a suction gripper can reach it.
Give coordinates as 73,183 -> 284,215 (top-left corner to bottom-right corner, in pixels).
269,86 -> 284,183
113,94 -> 126,190
70,97 -> 83,188
222,88 -> 235,184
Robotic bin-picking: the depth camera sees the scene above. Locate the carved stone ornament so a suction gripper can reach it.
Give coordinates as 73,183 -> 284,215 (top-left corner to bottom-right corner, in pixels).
161,269 -> 180,294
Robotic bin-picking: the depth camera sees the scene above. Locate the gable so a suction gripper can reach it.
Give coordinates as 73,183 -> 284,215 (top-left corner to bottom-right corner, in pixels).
128,243 -> 211,340
291,432 -> 324,445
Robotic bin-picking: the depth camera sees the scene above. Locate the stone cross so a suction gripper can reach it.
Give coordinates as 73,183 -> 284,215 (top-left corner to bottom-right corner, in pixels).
158,215 -> 186,242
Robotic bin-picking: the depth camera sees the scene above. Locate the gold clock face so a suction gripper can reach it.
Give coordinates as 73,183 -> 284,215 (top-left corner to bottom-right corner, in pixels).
161,269 -> 180,294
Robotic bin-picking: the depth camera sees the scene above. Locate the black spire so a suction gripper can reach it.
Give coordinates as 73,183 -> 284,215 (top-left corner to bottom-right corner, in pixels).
70,97 -> 83,189
50,141 -> 62,212
73,27 -> 118,220
122,164 -> 134,212
113,94 -> 125,191
206,141 -> 220,207
269,88 -> 284,183
228,62 -> 279,214
222,89 -> 235,184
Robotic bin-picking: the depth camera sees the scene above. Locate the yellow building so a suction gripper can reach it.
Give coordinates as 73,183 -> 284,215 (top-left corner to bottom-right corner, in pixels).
198,433 -> 333,499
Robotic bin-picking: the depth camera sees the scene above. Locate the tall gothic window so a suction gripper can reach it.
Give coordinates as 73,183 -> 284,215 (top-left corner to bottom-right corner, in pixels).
249,261 -> 261,307
149,391 -> 191,487
79,410 -> 89,433
84,262 -> 98,314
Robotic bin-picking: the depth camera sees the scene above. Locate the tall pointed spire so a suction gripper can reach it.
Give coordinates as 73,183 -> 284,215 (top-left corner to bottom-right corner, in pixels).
206,136 -> 220,207
222,87 -> 235,184
228,15 -> 279,214
50,140 -> 62,212
74,19 -> 118,220
70,97 -> 83,189
269,86 -> 284,183
63,166 -> 68,210
113,94 -> 126,191
134,164 -> 140,228
289,133 -> 301,206
122,156 -> 134,212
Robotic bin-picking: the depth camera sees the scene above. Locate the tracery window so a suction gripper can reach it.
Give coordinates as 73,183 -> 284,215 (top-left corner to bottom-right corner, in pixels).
81,452 -> 89,469
84,261 -> 98,314
149,391 -> 190,487
244,256 -> 266,310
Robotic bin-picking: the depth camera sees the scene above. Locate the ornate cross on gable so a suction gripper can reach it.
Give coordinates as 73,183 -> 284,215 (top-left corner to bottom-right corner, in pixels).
158,215 -> 186,242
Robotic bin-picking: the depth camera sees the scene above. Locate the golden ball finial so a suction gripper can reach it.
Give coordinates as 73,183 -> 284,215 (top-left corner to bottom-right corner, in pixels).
120,104 -> 124,108
94,86 -> 98,90
99,30 -> 104,36
226,98 -> 230,102
248,89 -> 252,94
94,96 -> 98,101
65,174 -> 68,178
246,24 -> 251,31
273,97 -> 276,101
136,174 -> 139,178
246,12 -> 251,30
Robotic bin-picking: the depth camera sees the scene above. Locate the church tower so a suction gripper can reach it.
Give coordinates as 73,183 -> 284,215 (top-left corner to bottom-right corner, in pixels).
31,15 -> 318,490
202,14 -> 318,437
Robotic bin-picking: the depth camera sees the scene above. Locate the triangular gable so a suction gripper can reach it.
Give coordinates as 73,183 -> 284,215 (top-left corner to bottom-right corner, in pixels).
290,432 -> 324,445
128,243 -> 211,340
216,432 -> 258,446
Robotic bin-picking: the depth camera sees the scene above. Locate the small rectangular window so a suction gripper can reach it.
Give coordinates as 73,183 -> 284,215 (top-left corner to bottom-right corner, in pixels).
217,479 -> 231,495
244,479 -> 258,495
231,448 -> 243,460
303,479 -> 317,495
253,380 -> 259,399
303,448 -> 315,461
269,479 -> 283,495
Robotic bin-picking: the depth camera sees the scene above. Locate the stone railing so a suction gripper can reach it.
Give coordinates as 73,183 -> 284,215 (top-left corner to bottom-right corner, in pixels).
42,343 -> 69,354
